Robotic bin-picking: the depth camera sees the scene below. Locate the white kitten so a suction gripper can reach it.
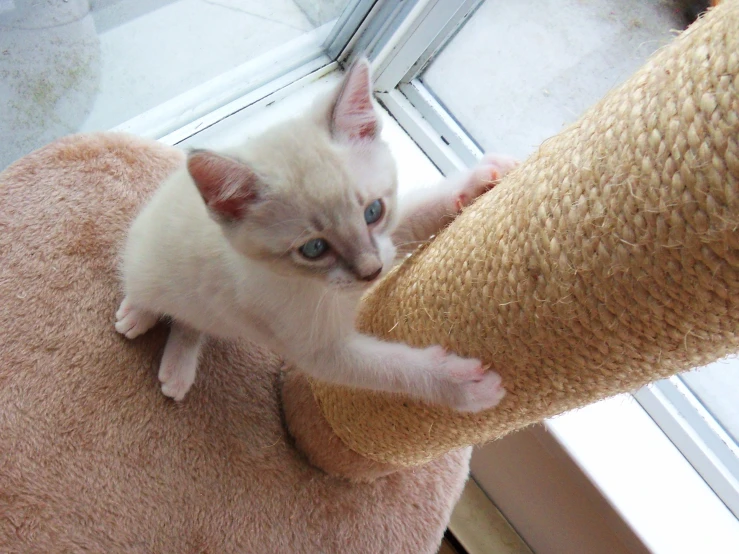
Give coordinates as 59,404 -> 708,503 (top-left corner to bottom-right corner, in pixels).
115,59 -> 516,412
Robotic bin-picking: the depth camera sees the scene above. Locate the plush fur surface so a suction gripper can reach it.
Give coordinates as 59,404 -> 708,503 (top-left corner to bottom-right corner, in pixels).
0,133 -> 470,553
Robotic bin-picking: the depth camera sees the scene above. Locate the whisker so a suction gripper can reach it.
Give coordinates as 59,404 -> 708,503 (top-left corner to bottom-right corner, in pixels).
309,287 -> 331,344
393,239 -> 426,248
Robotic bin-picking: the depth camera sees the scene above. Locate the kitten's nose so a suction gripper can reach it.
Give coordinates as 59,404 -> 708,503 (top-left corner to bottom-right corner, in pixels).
359,266 -> 383,282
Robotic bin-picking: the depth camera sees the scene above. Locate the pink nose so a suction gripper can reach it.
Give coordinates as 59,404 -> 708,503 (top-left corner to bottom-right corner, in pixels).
359,267 -> 382,282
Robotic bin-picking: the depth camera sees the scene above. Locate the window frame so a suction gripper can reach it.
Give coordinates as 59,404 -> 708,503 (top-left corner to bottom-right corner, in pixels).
347,0 -> 487,174
635,378 -> 739,518
109,0 -> 403,147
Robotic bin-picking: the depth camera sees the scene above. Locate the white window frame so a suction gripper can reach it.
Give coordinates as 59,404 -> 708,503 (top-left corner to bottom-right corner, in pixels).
345,0 -> 739,524
348,0 -> 487,174
112,24 -> 334,144
635,378 -> 739,517
110,0 -> 417,147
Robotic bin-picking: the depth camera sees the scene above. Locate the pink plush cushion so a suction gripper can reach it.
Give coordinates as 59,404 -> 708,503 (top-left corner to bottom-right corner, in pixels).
0,133 -> 469,553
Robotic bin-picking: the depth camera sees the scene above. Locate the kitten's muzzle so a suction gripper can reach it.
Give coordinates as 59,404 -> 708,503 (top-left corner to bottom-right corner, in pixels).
345,247 -> 383,282
359,266 -> 382,282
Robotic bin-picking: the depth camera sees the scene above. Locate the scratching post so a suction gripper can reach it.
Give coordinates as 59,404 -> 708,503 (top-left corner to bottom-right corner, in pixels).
288,1 -> 739,468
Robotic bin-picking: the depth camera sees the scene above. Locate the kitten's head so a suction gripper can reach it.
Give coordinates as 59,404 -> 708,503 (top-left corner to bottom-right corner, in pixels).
186,58 -> 398,291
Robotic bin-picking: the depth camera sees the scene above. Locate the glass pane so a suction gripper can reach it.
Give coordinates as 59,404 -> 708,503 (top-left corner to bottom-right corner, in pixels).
681,361 -> 739,446
1,0 -> 352,170
421,0 -> 685,159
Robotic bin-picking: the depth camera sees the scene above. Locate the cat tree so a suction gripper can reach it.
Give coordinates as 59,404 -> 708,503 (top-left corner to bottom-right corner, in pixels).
0,2 -> 736,551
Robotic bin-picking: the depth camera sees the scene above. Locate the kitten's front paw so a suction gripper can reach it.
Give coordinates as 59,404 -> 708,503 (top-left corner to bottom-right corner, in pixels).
454,153 -> 519,210
115,297 -> 159,339
454,371 -> 506,413
427,347 -> 506,413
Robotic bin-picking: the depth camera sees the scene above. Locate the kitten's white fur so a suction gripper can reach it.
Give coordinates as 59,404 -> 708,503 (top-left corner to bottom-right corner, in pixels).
116,59 -> 516,412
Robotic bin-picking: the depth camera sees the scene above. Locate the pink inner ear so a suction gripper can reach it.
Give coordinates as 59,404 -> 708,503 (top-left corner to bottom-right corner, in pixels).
332,59 -> 380,142
187,151 -> 258,220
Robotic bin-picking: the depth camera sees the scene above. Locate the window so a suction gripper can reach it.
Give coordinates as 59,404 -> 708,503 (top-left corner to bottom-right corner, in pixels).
1,0 -> 369,169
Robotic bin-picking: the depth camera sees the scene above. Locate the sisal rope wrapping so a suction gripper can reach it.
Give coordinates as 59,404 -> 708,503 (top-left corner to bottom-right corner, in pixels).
310,1 -> 739,466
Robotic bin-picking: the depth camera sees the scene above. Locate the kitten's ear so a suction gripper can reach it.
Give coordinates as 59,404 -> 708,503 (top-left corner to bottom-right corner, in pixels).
187,150 -> 260,222
331,57 -> 380,142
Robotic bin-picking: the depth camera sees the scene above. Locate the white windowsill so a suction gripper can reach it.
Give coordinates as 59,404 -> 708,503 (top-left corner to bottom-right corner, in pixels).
545,396 -> 739,552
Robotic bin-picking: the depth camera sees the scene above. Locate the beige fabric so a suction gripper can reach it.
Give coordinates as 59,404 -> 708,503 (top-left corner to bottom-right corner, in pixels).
0,133 -> 470,552
311,1 -> 739,466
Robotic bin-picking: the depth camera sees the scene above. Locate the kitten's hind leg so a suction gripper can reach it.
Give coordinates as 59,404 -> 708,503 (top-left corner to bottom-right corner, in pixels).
158,322 -> 203,401
115,296 -> 159,339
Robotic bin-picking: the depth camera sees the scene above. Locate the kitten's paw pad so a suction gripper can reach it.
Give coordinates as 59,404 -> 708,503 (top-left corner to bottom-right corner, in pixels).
158,363 -> 195,402
455,370 -> 506,413
455,154 -> 520,210
115,299 -> 158,339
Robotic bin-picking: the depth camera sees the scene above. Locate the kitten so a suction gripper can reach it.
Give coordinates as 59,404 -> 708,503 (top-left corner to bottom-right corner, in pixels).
115,58 -> 515,412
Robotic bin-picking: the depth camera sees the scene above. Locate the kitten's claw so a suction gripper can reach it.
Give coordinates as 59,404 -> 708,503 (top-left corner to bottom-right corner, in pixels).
115,297 -> 159,339
455,153 -> 520,210
426,347 -> 506,412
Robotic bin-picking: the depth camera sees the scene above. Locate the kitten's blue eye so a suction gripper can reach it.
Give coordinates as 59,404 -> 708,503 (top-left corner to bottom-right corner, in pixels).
299,238 -> 329,259
364,199 -> 383,225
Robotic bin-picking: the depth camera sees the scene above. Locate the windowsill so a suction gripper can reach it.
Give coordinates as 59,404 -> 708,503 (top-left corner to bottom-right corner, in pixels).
544,395 -> 739,552
470,396 -> 739,553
